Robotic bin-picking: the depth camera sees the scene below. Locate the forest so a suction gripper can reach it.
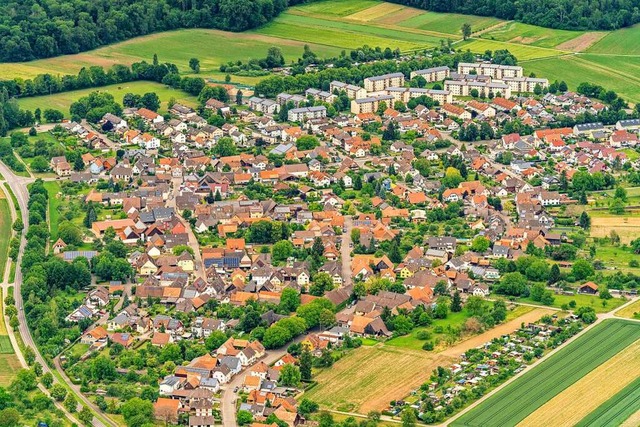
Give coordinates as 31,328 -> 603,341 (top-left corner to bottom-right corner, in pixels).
0,0 -> 296,62
387,0 -> 640,30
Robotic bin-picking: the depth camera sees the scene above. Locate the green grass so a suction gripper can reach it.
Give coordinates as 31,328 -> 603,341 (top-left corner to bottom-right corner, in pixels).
386,310 -> 470,350
478,22 -> 584,48
399,11 -> 503,35
458,38 -> 568,60
587,23 -> 640,55
575,376 -> 640,427
43,181 -> 61,242
0,198 -> 11,281
0,336 -> 13,354
67,343 -> 90,359
17,81 -> 198,116
289,0 -> 380,17
593,244 -> 640,274
516,292 -> 626,313
0,354 -> 21,386
3,183 -> 19,212
252,15 -> 440,51
452,319 -> 640,427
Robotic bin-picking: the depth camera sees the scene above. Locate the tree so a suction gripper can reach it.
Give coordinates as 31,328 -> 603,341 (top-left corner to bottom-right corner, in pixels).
401,408 -> 417,427
470,236 -> 490,253
265,47 -> 285,68
272,240 -> 294,262
572,259 -> 594,281
461,23 -> 472,40
299,348 -> 313,381
236,90 -> 243,105
299,398 -> 319,416
496,272 -> 528,296
139,92 -> 160,111
189,58 -> 200,73
205,331 -> 228,351
30,156 -> 50,172
579,211 -> 591,230
548,264 -> 561,285
433,297 -> 449,319
279,287 -> 301,313
43,109 -> 64,122
0,408 -> 19,427
450,291 -> 462,312
121,397 -> 154,427
213,137 -> 237,157
279,363 -> 301,386
433,280 -> 448,296
64,393 -> 78,413
237,410 -> 254,425
296,135 -> 319,150
41,371 -> 53,388
78,406 -> 93,426
492,299 -> 507,323
51,383 -> 67,401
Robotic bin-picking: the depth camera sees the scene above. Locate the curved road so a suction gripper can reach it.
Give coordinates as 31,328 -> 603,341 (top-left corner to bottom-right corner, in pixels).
0,161 -> 117,427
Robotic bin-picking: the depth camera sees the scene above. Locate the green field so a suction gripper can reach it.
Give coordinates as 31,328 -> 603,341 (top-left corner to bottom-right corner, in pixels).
399,11 -> 502,35
478,22 -> 584,48
452,319 -> 640,427
587,23 -> 640,55
575,376 -> 640,427
515,292 -> 626,314
458,39 -> 569,60
288,0 -> 380,17
43,181 -> 62,242
0,336 -> 12,354
17,81 -> 198,116
0,197 -> 10,281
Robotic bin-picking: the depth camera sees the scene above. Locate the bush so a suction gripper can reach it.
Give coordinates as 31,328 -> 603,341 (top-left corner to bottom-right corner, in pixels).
416,330 -> 432,340
422,341 -> 434,351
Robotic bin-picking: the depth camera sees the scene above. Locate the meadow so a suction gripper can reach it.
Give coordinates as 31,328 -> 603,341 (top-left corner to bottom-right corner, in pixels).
478,22 -> 585,49
452,319 -> 640,427
616,299 -> 640,320
574,376 -> 640,427
16,81 -> 198,117
0,194 -> 11,281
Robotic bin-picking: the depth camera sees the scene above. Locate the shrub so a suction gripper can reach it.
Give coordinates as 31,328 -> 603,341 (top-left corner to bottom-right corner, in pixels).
422,341 -> 434,351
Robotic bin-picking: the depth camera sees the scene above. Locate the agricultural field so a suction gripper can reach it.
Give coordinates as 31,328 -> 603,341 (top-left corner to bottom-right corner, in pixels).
478,22 -> 585,49
590,215 -> 640,244
587,23 -> 640,55
0,288 -> 19,387
518,339 -> 640,426
452,319 -> 640,427
397,10 -> 502,35
305,345 -> 453,413
0,193 -> 11,281
616,299 -> 640,320
574,376 -> 640,427
17,81 -> 198,116
458,39 -> 568,60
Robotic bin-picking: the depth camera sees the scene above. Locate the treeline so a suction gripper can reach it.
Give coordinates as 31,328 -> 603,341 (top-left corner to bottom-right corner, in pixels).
387,0 -> 640,30
255,50 -> 477,97
0,57 -> 177,99
0,0 -> 290,62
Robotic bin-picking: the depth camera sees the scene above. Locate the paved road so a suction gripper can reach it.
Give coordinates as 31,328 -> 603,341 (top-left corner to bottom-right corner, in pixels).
341,216 -> 353,288
220,337 -> 304,427
0,161 -> 116,427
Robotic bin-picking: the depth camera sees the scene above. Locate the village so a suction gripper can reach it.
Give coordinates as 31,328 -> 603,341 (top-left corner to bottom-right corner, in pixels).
15,54 -> 640,427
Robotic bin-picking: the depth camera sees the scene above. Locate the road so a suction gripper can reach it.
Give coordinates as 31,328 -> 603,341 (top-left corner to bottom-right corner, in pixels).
0,161 -> 117,427
341,216 -> 354,287
220,337 -> 304,427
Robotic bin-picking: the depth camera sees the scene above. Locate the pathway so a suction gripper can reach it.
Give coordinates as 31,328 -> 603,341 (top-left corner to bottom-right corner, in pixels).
341,216 -> 354,287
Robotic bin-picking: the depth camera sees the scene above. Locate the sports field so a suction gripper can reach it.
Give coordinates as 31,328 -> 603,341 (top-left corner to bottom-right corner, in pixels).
574,376 -> 640,427
16,81 -> 198,116
452,319 -> 640,427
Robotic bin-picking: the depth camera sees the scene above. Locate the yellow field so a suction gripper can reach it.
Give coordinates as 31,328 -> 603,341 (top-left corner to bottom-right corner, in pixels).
306,345 -> 454,413
621,410 -> 640,427
517,339 -> 640,427
615,299 -> 640,319
346,2 -> 405,21
591,216 -> 640,244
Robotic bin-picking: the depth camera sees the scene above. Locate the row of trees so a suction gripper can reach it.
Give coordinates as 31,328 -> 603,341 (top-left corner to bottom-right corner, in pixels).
0,0 -> 290,62
387,0 -> 640,30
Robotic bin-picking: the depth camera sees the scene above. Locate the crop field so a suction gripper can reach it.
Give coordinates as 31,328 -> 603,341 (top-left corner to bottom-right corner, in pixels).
590,216 -> 640,244
16,81 -> 198,116
399,11 -> 502,35
574,376 -> 640,427
0,197 -> 10,281
616,300 -> 640,320
518,339 -> 640,426
478,22 -> 584,49
305,345 -> 453,413
452,319 -> 640,427
458,39 -> 569,60
587,23 -> 640,55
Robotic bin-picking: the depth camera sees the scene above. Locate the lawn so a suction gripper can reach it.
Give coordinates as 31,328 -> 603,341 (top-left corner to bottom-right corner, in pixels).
478,22 -> 584,49
398,10 -> 503,35
452,319 -> 640,427
0,197 -> 11,281
385,309 -> 470,350
17,81 -> 198,116
43,181 -> 61,242
305,345 -> 453,414
516,292 -> 626,313
575,376 -> 640,427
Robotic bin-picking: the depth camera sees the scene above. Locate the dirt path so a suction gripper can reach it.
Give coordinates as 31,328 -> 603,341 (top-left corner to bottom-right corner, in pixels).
556,32 -> 608,52
518,340 -> 640,427
442,308 -> 556,357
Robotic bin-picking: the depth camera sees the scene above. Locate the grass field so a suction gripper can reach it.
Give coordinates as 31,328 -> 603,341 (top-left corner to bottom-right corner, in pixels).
305,345 -> 453,413
616,299 -> 640,320
590,215 -> 640,244
587,23 -> 640,55
0,196 -> 11,281
518,339 -> 640,426
17,81 -> 198,116
574,376 -> 640,427
399,11 -> 502,35
478,22 -> 584,48
452,319 -> 640,427
0,354 -> 21,386
43,181 -> 61,242
458,39 -> 569,60
516,292 -> 626,313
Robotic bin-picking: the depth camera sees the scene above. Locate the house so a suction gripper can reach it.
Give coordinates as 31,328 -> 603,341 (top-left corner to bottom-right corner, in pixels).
136,108 -> 164,124
154,397 -> 180,423
578,282 -> 599,295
